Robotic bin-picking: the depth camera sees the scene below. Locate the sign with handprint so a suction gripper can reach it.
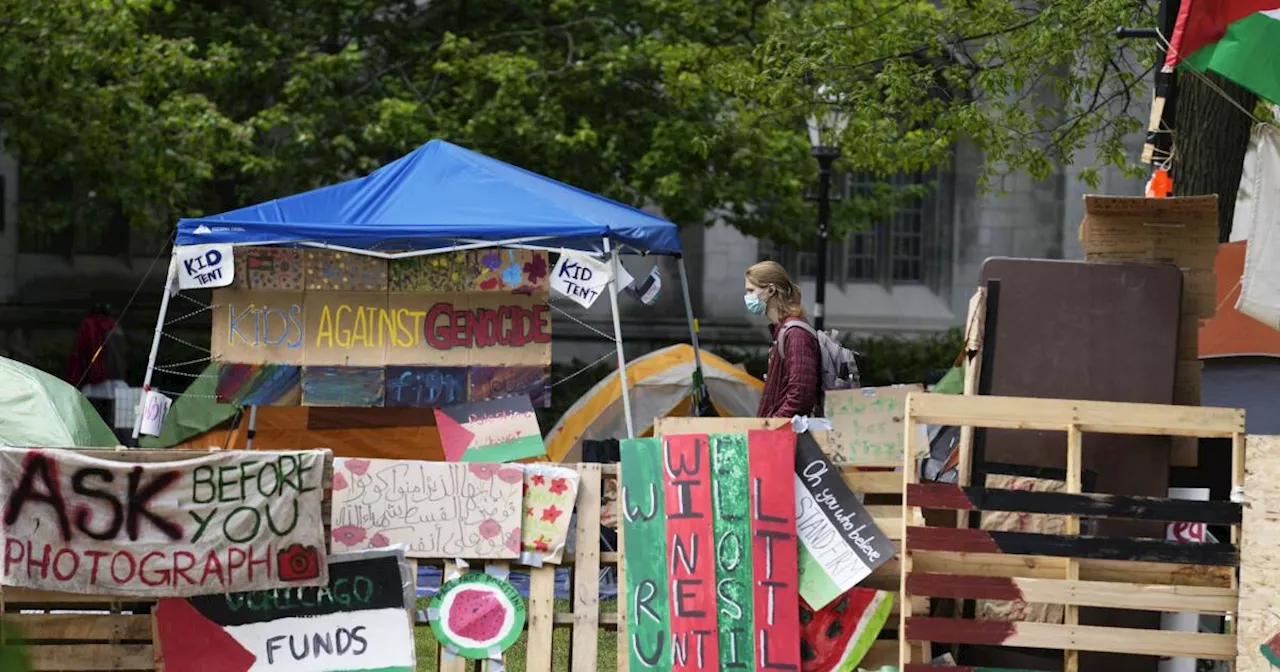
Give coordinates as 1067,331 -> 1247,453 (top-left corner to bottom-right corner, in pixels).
329,458 -> 523,560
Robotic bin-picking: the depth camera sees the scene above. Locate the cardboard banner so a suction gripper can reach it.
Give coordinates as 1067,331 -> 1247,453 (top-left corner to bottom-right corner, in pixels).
794,433 -> 894,610
177,244 -> 235,289
154,548 -> 415,672
0,447 -> 329,596
710,434 -> 755,669
620,437 -> 672,670
519,464 -> 580,566
824,385 -> 922,465
747,429 -> 802,670
434,395 -> 546,462
664,434 -> 720,670
330,458 -> 522,560
622,431 -> 805,671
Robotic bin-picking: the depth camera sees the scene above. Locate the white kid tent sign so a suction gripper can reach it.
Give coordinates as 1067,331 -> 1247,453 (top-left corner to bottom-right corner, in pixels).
138,139 -> 706,440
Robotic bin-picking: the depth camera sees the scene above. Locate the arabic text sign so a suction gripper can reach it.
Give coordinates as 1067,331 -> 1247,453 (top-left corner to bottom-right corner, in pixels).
0,447 -> 329,596
330,458 -> 522,560
155,548 -> 414,672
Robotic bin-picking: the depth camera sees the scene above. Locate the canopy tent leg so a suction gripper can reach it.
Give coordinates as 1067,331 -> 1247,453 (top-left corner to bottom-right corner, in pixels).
604,239 -> 636,438
133,257 -> 179,441
246,405 -> 258,450
676,256 -> 705,375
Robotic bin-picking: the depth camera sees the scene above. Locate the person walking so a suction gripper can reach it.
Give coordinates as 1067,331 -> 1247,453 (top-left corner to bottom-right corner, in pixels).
745,261 -> 822,418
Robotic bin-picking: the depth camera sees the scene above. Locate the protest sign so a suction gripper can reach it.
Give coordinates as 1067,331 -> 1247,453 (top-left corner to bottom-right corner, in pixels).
824,385 -> 922,464
519,464 -> 580,566
0,447 -> 328,596
330,458 -> 522,559
551,252 -> 612,308
303,250 -> 389,292
154,547 -> 414,672
177,244 -> 235,290
793,433 -> 895,609
139,389 -> 173,437
429,571 -> 526,661
234,247 -> 304,291
620,430 -> 801,671
434,395 -> 545,462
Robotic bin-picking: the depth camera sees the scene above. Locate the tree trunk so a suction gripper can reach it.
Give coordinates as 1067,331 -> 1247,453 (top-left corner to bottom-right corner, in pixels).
1172,72 -> 1257,242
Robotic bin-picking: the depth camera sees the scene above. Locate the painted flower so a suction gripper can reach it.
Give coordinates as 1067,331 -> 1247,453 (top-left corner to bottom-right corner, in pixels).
532,536 -> 550,553
541,505 -> 564,522
468,463 -> 497,480
344,459 -> 371,476
506,526 -> 521,554
531,474 -> 546,486
523,254 -> 548,283
549,478 -> 569,495
370,532 -> 390,548
497,467 -> 523,484
526,506 -> 534,517
480,276 -> 502,291
479,519 -> 502,539
332,525 -> 367,547
482,251 -> 503,271
332,472 -> 348,491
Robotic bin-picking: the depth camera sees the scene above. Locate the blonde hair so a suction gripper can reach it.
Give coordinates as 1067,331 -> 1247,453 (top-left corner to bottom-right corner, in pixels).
745,261 -> 807,320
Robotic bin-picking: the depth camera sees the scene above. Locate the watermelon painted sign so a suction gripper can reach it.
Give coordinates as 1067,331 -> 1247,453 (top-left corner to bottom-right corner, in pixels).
799,587 -> 893,672
433,394 -> 546,462
0,447 -> 329,597
154,547 -> 415,672
620,430 -> 802,672
330,458 -> 522,560
429,571 -> 526,660
794,433 -> 894,609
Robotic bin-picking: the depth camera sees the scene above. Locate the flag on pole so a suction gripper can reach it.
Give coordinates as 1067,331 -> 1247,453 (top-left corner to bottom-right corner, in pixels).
1166,1 -> 1280,103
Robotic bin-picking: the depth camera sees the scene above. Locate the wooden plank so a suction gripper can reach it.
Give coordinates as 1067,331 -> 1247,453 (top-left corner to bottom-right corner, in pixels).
746,429 -> 801,670
9,614 -> 152,641
859,639 -> 899,669
905,527 -> 1238,566
1238,434 -> 1280,671
554,612 -> 620,626
904,573 -> 1236,613
0,589 -> 134,605
615,461 -> 629,672
904,392 -> 1245,437
26,644 -> 154,671
709,434 -> 753,670
619,438 -> 671,671
899,408 -> 920,666
1063,424 -> 1082,672
905,483 -> 1243,524
904,617 -> 1235,660
840,469 -> 904,494
482,561 -> 510,672
438,561 -> 468,672
571,464 -> 603,672
525,566 -> 557,672
909,551 -> 1234,587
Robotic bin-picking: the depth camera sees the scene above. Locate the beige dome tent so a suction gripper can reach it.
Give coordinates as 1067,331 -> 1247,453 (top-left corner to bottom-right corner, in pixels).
545,344 -> 763,462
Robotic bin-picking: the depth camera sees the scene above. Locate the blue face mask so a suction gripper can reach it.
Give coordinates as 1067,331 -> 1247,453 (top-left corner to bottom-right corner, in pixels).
744,292 -> 766,315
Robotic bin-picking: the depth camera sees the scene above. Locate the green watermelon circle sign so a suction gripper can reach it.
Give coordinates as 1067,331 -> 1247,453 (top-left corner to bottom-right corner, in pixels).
429,572 -> 526,659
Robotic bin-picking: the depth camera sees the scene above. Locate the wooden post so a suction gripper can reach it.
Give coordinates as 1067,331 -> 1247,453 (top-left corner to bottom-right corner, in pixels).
1064,424 -> 1083,672
615,464 -> 629,672
571,465 -> 603,671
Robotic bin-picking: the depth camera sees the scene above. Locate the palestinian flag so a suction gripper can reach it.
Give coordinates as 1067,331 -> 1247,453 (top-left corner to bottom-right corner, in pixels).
1165,0 -> 1280,103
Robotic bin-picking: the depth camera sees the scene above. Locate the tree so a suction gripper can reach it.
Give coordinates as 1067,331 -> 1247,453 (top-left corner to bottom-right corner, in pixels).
1173,73 -> 1258,241
2,0 -> 1245,247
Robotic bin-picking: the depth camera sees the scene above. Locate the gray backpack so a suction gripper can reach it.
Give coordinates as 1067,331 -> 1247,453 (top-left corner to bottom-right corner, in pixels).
777,322 -> 861,390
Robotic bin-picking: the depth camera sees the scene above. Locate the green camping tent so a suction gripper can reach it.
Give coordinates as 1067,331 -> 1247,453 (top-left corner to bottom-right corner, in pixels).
138,362 -> 239,448
0,356 -> 119,447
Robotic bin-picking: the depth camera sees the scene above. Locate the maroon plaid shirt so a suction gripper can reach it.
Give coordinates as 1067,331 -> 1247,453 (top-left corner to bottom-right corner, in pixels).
756,316 -> 822,418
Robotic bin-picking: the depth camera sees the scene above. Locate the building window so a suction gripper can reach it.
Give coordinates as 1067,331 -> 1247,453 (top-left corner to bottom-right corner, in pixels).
762,168 -> 947,291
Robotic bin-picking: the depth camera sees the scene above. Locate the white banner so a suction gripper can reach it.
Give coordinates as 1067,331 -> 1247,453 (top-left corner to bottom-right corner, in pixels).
1236,124 -> 1280,327
0,447 -> 329,596
550,253 -> 612,308
176,244 -> 235,289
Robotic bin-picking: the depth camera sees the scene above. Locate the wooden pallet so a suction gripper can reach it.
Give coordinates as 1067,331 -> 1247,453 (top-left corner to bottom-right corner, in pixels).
0,452 -> 621,672
899,393 -> 1245,670
652,417 -> 908,670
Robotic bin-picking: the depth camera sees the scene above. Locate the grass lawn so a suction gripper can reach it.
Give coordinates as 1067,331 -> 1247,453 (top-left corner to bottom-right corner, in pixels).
414,598 -> 619,671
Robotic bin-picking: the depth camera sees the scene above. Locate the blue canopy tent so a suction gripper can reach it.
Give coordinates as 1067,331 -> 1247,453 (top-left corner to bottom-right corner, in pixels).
140,139 -> 705,440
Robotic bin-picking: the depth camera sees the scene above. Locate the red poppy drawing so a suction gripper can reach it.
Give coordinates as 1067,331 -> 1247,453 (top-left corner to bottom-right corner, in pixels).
549,478 -> 569,495
332,472 -> 348,491
541,505 -> 563,522
480,276 -> 501,291
497,467 -> 523,484
524,254 -> 548,283
332,525 -> 367,547
468,463 -> 497,480
344,459 -> 371,476
370,532 -> 390,548
531,474 -> 546,486
479,519 -> 502,539
506,526 -> 521,554
526,507 -> 534,517
531,536 -> 550,553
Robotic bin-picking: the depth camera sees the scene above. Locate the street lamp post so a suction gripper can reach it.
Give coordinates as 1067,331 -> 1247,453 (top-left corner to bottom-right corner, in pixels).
807,90 -> 848,332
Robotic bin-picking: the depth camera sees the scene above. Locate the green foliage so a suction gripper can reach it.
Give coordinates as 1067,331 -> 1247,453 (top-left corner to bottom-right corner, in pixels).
2,0 -> 1155,244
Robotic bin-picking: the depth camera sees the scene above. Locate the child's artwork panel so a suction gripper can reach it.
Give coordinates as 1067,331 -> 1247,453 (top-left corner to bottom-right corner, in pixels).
470,366 -> 551,407
383,366 -> 469,408
389,252 -> 470,293
468,249 -> 550,294
619,437 -> 673,671
330,458 -> 522,559
301,366 -> 386,407
211,290 -> 307,364
519,464 -> 580,566
235,247 -> 305,291
215,362 -> 302,406
304,249 -> 389,292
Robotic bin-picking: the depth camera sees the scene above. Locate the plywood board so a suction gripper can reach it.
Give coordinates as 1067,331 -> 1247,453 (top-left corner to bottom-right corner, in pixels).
304,291 -> 390,367
825,385 -> 922,465
211,289 -> 306,364
1239,435 -> 1280,671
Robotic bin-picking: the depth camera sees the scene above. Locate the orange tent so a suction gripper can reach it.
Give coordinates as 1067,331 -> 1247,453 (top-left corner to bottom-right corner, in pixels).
169,407 -> 447,460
